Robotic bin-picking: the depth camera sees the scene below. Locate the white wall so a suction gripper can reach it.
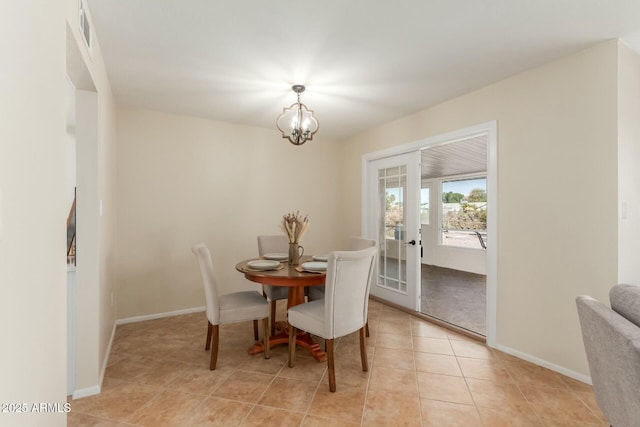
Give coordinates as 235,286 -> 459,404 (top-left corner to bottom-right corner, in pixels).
114,108 -> 342,319
65,0 -> 118,396
339,41 -> 620,377
618,42 -> 640,285
0,2 -> 67,426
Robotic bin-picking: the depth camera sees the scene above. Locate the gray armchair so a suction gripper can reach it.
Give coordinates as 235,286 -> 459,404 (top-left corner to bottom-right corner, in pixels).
576,284 -> 640,427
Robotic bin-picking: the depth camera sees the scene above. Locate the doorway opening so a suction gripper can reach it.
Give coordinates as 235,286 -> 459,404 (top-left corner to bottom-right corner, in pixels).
420,135 -> 488,336
362,121 -> 496,344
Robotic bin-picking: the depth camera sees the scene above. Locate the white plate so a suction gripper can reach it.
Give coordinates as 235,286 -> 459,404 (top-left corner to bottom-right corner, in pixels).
247,260 -> 281,271
263,253 -> 288,261
301,261 -> 328,272
312,254 -> 328,262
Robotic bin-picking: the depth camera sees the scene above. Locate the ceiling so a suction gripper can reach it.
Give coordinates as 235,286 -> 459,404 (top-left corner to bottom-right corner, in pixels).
421,135 -> 487,179
86,0 -> 640,140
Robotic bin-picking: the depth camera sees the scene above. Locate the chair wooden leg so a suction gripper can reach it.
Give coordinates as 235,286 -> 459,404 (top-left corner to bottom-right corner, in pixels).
365,321 -> 370,338
209,324 -> 219,370
253,319 -> 259,341
262,318 -> 270,359
205,321 -> 212,350
270,301 -> 277,336
359,327 -> 368,372
288,326 -> 297,368
327,338 -> 336,392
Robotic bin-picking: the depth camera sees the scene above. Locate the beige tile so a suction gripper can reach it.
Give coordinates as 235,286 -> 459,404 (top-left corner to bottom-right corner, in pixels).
166,365 -> 234,396
450,339 -> 494,359
235,350 -> 288,375
504,360 -> 569,389
258,377 -> 318,412
211,370 -> 275,403
372,347 -> 415,370
307,385 -> 365,423
103,355 -> 160,381
377,318 -> 412,336
301,414 -> 360,426
417,372 -> 474,405
375,332 -> 413,350
414,352 -> 462,376
363,389 -> 421,426
476,406 -> 544,426
466,378 -> 534,415
411,320 -> 449,338
187,396 -> 253,427
492,349 -> 526,363
573,390 -> 608,424
70,381 -> 163,422
420,399 -> 483,427
457,356 -> 514,383
278,354 -> 328,383
240,405 -> 305,427
79,307 -> 614,427
321,358 -> 370,390
128,389 -> 206,426
368,366 -> 419,396
561,376 -> 594,393
446,330 -> 480,342
412,336 -> 454,355
67,412 -> 131,426
519,386 -> 602,424
537,417 -> 609,426
130,359 -> 193,387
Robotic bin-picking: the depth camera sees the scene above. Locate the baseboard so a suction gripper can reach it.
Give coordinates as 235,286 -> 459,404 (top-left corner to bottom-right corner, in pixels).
116,306 -> 206,325
72,385 -> 100,400
492,343 -> 592,385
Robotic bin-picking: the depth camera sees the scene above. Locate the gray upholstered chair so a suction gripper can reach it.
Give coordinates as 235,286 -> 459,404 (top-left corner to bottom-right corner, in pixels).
576,284 -> 640,427
288,246 -> 377,392
257,235 -> 290,335
192,243 -> 270,370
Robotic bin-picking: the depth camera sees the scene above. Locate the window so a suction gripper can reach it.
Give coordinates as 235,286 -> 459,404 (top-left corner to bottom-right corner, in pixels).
441,177 -> 487,249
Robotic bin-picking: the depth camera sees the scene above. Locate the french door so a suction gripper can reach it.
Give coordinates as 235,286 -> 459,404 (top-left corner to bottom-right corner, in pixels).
366,152 -> 421,310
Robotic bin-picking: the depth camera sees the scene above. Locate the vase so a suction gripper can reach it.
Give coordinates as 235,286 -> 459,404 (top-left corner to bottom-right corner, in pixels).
288,242 -> 304,265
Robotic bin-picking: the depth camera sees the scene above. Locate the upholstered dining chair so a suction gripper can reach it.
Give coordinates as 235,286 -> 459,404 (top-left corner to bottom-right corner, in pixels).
257,235 -> 290,335
308,236 -> 377,301
191,243 -> 270,370
287,246 -> 377,392
308,237 -> 377,337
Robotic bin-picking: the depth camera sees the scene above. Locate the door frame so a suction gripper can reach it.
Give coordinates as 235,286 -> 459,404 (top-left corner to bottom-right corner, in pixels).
361,121 -> 498,345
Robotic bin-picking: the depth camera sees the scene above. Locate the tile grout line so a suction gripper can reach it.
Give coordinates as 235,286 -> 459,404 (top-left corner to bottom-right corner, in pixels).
410,318 -> 427,427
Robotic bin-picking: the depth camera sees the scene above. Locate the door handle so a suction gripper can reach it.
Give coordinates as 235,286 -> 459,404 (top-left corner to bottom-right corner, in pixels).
405,239 -> 416,246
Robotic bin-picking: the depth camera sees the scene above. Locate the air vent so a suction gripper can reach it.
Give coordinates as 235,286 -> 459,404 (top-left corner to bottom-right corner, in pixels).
79,1 -> 91,49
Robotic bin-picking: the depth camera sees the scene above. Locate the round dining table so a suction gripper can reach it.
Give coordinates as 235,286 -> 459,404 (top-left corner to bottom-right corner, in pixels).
235,256 -> 327,361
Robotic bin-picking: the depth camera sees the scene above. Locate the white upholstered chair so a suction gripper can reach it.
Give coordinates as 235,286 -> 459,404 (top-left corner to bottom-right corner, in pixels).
287,246 -> 377,392
192,243 -> 270,370
307,237 -> 377,301
257,235 -> 290,335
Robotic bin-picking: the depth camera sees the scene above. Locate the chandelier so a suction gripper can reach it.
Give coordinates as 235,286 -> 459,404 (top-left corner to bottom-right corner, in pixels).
276,85 -> 319,146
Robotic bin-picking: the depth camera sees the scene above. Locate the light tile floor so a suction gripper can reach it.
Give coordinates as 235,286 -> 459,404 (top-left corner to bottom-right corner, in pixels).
68,300 -> 607,426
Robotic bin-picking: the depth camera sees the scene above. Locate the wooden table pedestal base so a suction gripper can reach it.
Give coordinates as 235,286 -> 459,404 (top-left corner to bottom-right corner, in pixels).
248,321 -> 326,362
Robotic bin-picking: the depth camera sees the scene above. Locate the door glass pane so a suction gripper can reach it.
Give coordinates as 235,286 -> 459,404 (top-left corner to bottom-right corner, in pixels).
420,187 -> 430,225
378,166 -> 407,293
441,177 -> 487,249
